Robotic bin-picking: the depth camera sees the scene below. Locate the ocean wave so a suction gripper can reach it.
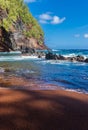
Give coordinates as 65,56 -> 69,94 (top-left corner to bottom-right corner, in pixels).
0,51 -> 21,55
21,56 -> 38,59
0,55 -> 39,62
39,60 -> 70,65
63,53 -> 76,57
74,63 -> 88,66
63,53 -> 88,58
65,88 -> 88,94
39,60 -> 87,66
0,56 -> 22,61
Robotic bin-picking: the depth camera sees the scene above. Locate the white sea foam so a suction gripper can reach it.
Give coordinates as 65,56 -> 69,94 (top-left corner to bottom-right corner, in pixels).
0,56 -> 22,61
0,55 -> 40,62
39,59 -> 71,65
63,53 -> 76,57
64,88 -> 88,94
83,55 -> 88,59
63,54 -> 88,59
22,55 -> 38,59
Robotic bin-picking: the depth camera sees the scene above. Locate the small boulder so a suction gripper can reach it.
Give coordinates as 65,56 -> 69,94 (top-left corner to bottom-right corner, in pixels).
45,52 -> 54,60
58,55 -> 66,60
85,58 -> 88,63
38,54 -> 42,58
76,55 -> 84,62
69,57 -> 77,62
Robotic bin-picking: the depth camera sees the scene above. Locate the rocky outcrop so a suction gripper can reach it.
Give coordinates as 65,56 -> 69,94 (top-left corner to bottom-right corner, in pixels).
45,52 -> 57,60
0,26 -> 15,52
0,23 -> 47,52
76,55 -> 84,62
0,4 -> 47,53
45,52 -> 88,63
45,52 -> 66,60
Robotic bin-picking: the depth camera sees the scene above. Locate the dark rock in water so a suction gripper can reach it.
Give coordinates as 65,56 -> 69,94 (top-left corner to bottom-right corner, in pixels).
69,57 -> 77,62
41,52 -> 46,56
58,55 -> 66,60
67,55 -> 85,62
76,55 -> 84,62
45,52 -> 66,60
38,55 -> 42,58
85,58 -> 88,63
45,53 -> 86,63
37,52 -> 45,58
45,52 -> 54,60
52,54 -> 58,60
45,52 -> 59,60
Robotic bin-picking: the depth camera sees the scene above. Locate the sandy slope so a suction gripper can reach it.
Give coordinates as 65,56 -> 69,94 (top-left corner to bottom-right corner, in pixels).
0,88 -> 88,130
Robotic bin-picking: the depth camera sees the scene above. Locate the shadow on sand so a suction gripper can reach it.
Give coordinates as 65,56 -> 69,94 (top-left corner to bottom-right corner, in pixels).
0,89 -> 88,130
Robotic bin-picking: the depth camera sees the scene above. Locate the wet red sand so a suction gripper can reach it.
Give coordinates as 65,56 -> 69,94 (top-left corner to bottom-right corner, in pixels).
0,75 -> 59,90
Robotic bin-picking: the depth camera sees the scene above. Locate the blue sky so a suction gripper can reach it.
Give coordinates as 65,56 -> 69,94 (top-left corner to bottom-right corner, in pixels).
24,0 -> 88,49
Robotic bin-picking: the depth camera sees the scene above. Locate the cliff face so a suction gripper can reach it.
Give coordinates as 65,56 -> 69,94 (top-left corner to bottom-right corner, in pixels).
0,1 -> 47,52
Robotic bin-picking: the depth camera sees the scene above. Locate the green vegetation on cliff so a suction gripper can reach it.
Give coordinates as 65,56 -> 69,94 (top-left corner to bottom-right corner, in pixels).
0,0 -> 44,45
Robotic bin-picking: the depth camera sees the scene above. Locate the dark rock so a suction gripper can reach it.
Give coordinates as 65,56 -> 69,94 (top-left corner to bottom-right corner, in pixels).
45,52 -> 54,60
37,52 -> 45,58
46,52 -> 66,60
66,55 -> 85,62
69,57 -> 77,62
85,58 -> 88,63
37,52 -> 43,58
45,53 -> 86,63
58,55 -> 66,60
38,54 -> 42,58
52,54 -> 58,60
0,27 -> 14,52
41,52 -> 46,56
0,21 -> 47,53
76,55 -> 84,62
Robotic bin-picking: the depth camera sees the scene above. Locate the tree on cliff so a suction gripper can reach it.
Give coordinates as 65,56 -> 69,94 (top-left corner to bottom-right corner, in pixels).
0,0 -> 44,45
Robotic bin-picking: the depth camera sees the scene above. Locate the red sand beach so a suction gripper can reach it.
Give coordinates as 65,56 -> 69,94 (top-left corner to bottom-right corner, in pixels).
0,88 -> 88,130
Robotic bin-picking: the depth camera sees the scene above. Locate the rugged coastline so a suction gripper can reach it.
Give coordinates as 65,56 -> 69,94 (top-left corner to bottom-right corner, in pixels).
0,0 -> 88,130
0,0 -> 47,52
45,51 -> 88,63
23,50 -> 88,63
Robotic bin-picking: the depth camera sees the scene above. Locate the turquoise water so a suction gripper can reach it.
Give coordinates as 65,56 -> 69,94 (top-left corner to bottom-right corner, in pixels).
0,50 -> 88,93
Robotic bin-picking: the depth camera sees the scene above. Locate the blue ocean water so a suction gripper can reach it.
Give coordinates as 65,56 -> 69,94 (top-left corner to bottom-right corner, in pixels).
0,50 -> 88,93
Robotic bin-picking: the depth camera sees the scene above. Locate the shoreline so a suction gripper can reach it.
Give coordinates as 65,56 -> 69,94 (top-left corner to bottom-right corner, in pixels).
0,75 -> 88,95
0,88 -> 88,130
0,85 -> 88,95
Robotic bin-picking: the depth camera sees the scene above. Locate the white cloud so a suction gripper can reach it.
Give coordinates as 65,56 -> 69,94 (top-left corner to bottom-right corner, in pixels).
39,13 -> 52,20
38,12 -> 66,25
84,34 -> 88,38
24,0 -> 36,3
51,16 -> 66,24
74,34 -> 80,38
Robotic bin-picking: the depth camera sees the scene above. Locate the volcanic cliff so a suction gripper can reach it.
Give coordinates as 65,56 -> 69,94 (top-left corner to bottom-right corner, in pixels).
0,0 -> 47,52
